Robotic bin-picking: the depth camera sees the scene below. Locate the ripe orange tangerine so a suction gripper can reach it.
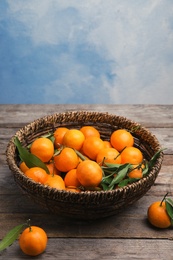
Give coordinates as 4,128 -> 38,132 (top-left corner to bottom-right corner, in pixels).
147,201 -> 171,228
80,126 -> 100,138
64,169 -> 81,188
30,137 -> 54,163
45,162 -> 61,175
76,160 -> 103,188
103,140 -> 112,148
54,147 -> 79,172
120,146 -> 143,165
54,127 -> 69,148
25,167 -> 48,184
82,136 -> 105,160
128,168 -> 143,179
45,174 -> 66,190
96,147 -> 121,165
19,161 -> 29,173
19,226 -> 47,256
63,129 -> 85,151
110,129 -> 134,152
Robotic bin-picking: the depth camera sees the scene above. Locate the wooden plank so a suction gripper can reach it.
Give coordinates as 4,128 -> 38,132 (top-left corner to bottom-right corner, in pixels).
1,104 -> 173,127
0,194 -> 172,240
1,238 -> 173,260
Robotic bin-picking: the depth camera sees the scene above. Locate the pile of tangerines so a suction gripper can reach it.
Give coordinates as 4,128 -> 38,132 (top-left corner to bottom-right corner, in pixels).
17,125 -> 147,193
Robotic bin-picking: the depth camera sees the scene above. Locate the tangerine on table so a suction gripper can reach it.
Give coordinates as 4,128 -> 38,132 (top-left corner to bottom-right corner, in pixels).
80,126 -> 100,138
76,160 -> 103,188
82,136 -> 105,160
19,226 -> 47,256
62,129 -> 85,151
45,174 -> 65,190
147,201 -> 171,228
110,129 -> 134,152
25,167 -> 48,184
54,147 -> 79,172
120,146 -> 143,164
54,127 -> 69,148
30,137 -> 54,163
64,169 -> 81,188
96,147 -> 121,165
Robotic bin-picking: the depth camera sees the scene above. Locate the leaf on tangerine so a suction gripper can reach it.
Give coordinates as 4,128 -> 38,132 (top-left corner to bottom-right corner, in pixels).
14,137 -> 49,174
165,200 -> 173,225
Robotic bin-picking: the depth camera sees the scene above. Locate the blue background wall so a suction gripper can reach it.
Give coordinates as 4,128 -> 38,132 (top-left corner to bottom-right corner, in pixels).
0,0 -> 173,104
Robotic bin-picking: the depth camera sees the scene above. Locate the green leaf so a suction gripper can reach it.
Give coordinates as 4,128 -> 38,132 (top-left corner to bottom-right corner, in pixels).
148,148 -> 165,169
74,149 -> 87,161
165,197 -> 173,208
165,200 -> 173,225
109,164 -> 131,189
118,178 -> 130,187
0,223 -> 26,251
14,137 -> 49,174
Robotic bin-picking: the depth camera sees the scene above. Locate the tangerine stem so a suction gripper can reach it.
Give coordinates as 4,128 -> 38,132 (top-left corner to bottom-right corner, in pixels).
27,219 -> 32,232
160,192 -> 169,206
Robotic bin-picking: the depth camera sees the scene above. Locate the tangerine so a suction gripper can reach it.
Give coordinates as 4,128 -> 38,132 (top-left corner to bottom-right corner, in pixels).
54,147 -> 79,172
103,140 -> 112,148
96,147 -> 121,165
30,137 -> 54,163
45,174 -> 65,190
25,167 -> 48,184
19,161 -> 29,173
120,146 -> 143,164
64,169 -> 81,188
45,162 -> 60,175
147,201 -> 171,228
66,187 -> 81,192
128,168 -> 143,179
63,129 -> 85,151
80,126 -> 100,138
82,136 -> 105,160
110,129 -> 134,152
76,160 -> 103,188
19,226 -> 47,256
54,127 -> 69,148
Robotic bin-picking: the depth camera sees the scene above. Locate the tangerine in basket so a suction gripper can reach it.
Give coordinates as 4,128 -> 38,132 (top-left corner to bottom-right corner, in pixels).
110,129 -> 134,152
120,146 -> 143,164
54,127 -> 69,148
64,169 -> 81,188
63,129 -> 85,151
128,167 -> 143,179
19,161 -> 29,173
82,136 -> 105,160
45,174 -> 65,190
96,147 -> 121,165
30,137 -> 54,163
80,126 -> 100,138
25,167 -> 48,184
76,160 -> 103,188
54,147 -> 79,172
19,226 -> 47,256
45,162 -> 61,175
103,140 -> 112,148
147,201 -> 171,229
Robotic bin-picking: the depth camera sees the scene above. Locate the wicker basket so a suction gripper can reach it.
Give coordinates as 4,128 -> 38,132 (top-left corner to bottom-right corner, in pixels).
6,111 -> 163,220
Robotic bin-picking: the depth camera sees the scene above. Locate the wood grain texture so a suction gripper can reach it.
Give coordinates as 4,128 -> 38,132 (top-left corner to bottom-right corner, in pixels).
0,105 -> 173,260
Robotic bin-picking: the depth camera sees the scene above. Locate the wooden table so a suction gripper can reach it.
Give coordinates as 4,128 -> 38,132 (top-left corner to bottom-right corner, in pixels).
0,104 -> 173,260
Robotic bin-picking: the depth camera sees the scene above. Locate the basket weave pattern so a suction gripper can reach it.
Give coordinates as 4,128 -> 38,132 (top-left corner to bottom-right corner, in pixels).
6,111 -> 163,219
